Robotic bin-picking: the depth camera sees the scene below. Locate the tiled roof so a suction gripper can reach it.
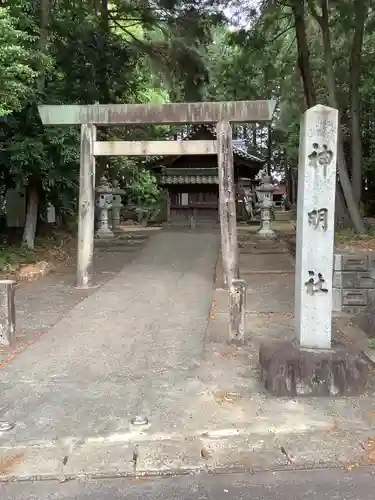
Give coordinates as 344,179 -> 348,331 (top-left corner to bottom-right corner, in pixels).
144,125 -> 265,166
185,125 -> 265,163
159,175 -> 218,184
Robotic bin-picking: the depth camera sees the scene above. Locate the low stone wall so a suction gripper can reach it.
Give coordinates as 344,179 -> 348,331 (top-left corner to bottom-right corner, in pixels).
333,253 -> 375,314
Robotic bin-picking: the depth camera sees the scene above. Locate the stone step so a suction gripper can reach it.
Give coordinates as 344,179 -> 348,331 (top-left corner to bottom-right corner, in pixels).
239,247 -> 290,255
238,240 -> 281,248
238,235 -> 278,241
96,247 -> 141,253
274,211 -> 291,222
95,241 -> 145,249
94,238 -> 148,247
112,233 -> 149,240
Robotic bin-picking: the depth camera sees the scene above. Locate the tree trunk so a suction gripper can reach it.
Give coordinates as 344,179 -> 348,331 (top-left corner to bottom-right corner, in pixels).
291,0 -> 316,107
291,167 -> 297,206
349,0 -> 367,205
335,181 -> 348,228
22,0 -> 49,249
100,0 -> 109,102
267,124 -> 272,176
23,182 -> 39,249
284,153 -> 292,206
309,0 -> 366,233
97,0 -> 110,178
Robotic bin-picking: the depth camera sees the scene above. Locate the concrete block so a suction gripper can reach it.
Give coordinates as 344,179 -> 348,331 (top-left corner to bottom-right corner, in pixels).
342,289 -> 368,306
368,256 -> 375,271
259,340 -> 368,397
342,272 -> 375,289
332,271 -> 342,288
333,253 -> 342,271
342,255 -> 368,271
332,287 -> 342,313
0,280 -> 16,346
342,306 -> 367,315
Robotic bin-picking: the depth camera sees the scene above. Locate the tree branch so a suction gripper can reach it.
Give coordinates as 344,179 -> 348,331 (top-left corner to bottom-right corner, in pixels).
321,0 -> 329,26
307,0 -> 323,26
284,33 -> 297,55
109,15 -> 150,47
269,23 -> 295,43
108,14 -> 170,64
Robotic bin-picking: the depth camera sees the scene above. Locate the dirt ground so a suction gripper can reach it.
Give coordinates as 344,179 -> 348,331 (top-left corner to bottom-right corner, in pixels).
283,232 -> 375,254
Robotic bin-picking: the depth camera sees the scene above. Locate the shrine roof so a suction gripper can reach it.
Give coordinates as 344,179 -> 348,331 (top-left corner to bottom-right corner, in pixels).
144,125 -> 266,168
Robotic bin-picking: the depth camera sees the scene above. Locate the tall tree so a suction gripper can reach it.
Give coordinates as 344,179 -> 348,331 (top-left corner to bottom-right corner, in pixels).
1,0 -> 222,244
290,0 -> 316,107
349,0 -> 368,204
307,0 -> 366,233
23,0 -> 50,249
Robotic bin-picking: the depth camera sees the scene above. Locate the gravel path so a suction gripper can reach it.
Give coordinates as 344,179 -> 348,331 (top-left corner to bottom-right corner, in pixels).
0,235 -> 151,366
0,230 -> 219,446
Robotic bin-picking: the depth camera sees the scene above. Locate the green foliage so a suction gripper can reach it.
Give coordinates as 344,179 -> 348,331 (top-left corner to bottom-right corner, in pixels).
0,0 -> 223,229
127,170 -> 160,206
119,160 -> 162,213
0,7 -> 38,115
204,0 -> 375,204
0,244 -> 37,271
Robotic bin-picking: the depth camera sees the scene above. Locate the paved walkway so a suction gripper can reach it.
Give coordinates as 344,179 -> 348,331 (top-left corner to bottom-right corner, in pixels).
0,227 -> 375,480
2,469 -> 375,500
0,230 -> 219,446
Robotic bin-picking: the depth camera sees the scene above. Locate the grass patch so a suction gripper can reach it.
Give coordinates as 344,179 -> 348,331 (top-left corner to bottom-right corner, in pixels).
0,246 -> 38,272
369,338 -> 375,350
335,225 -> 375,250
0,232 -> 75,273
335,226 -> 375,241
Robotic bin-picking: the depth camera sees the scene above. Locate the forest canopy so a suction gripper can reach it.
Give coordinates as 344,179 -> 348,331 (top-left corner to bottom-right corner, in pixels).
1,0 -> 374,246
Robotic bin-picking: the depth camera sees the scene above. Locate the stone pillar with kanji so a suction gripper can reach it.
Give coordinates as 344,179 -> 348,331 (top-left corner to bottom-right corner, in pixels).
259,105 -> 368,397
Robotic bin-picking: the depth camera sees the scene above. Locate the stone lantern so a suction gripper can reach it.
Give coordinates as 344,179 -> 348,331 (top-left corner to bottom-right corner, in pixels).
111,180 -> 125,231
256,174 -> 276,237
95,176 -> 114,238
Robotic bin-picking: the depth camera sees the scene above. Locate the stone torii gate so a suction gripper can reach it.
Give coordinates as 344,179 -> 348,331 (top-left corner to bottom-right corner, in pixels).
38,100 -> 276,343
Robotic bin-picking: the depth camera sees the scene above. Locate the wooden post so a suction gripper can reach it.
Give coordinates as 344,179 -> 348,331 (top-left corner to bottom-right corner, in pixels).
217,121 -> 245,344
229,279 -> 247,345
0,280 -> 16,346
217,120 -> 239,287
166,190 -> 171,223
76,123 -> 96,288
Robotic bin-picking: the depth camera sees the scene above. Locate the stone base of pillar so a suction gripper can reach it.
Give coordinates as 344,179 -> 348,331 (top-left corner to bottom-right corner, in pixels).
111,226 -> 125,234
74,283 -> 100,291
95,227 -> 114,239
257,227 -> 276,238
259,340 -> 368,397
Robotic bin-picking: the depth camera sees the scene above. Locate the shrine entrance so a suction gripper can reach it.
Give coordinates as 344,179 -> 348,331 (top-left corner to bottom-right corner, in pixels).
38,100 -> 276,343
144,125 -> 266,228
